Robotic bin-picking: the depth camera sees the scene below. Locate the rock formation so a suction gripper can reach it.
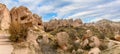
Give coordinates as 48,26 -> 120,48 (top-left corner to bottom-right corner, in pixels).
10,6 -> 43,28
56,32 -> 69,51
0,3 -> 11,30
72,19 -> 82,27
114,31 -> 120,41
44,19 -> 83,32
37,31 -> 57,54
0,3 -> 120,54
88,47 -> 101,54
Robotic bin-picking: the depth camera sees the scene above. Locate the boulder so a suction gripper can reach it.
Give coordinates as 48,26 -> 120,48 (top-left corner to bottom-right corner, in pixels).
88,47 -> 101,54
72,19 -> 82,27
114,32 -> 120,41
44,19 -> 83,32
56,32 -> 69,50
37,33 -> 57,54
44,19 -> 59,31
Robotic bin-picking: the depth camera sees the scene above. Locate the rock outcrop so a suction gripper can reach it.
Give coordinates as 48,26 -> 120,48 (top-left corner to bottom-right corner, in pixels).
56,32 -> 69,51
44,19 -> 82,32
10,6 -> 43,28
0,3 -> 120,54
0,3 -> 11,30
9,6 -> 43,54
11,28 -> 41,54
88,47 -> 101,54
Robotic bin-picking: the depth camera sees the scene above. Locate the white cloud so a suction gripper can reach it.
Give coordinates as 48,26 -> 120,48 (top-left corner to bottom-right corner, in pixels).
89,13 -> 120,22
55,3 -> 87,18
36,5 -> 54,15
68,11 -> 95,18
19,0 -> 42,2
112,19 -> 120,22
63,0 -> 120,22
0,0 -> 120,22
63,0 -> 101,3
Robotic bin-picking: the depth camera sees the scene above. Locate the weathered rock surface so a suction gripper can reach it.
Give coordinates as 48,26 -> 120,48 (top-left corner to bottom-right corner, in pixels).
37,31 -> 57,54
72,19 -> 82,27
56,32 -> 69,50
10,6 -> 43,54
10,6 -> 43,28
0,3 -> 120,54
44,19 -> 83,32
12,28 -> 41,54
88,47 -> 101,54
102,45 -> 120,54
0,3 -> 11,30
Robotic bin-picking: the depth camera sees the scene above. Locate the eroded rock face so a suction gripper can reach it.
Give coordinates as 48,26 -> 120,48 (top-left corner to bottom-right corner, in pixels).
72,19 -> 82,27
44,19 -> 59,31
12,28 -> 42,54
10,6 -> 43,54
37,31 -> 57,54
44,19 -> 83,32
114,32 -> 120,41
56,32 -> 69,51
0,3 -> 11,30
10,6 -> 43,28
10,6 -> 32,23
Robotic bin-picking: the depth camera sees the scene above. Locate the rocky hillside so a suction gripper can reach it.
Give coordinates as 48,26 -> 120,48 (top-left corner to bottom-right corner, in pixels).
44,19 -> 120,39
43,19 -> 120,54
0,3 -> 120,54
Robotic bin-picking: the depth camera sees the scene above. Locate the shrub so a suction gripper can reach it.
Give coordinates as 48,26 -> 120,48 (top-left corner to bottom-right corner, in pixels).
9,22 -> 28,42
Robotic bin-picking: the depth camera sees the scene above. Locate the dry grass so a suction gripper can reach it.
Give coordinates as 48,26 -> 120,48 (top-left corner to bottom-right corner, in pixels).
9,22 -> 28,42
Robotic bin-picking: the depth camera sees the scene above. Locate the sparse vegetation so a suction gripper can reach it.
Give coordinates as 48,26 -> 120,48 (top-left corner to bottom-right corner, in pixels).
9,22 -> 28,42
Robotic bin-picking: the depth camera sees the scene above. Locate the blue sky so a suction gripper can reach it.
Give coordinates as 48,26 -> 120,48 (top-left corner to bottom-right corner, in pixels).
0,0 -> 120,23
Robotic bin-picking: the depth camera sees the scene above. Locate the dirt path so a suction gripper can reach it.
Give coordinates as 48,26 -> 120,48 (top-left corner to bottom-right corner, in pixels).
0,45 -> 13,54
0,31 -> 13,54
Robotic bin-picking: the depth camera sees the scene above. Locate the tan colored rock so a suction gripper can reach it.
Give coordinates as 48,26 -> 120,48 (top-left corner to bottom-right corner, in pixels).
0,3 -> 11,30
10,6 -> 32,24
12,42 -> 30,54
60,19 -> 69,27
102,45 -> 120,54
12,28 -> 41,54
114,32 -> 120,41
56,32 -> 69,50
36,31 -> 57,54
74,37 -> 80,47
81,39 -> 89,48
72,19 -> 82,27
33,14 -> 42,26
10,6 -> 43,54
89,36 -> 101,47
81,36 -> 101,49
44,19 -> 83,31
10,6 -> 43,28
44,19 -> 59,31
82,30 -> 92,39
88,47 -> 101,54
81,30 -> 101,48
